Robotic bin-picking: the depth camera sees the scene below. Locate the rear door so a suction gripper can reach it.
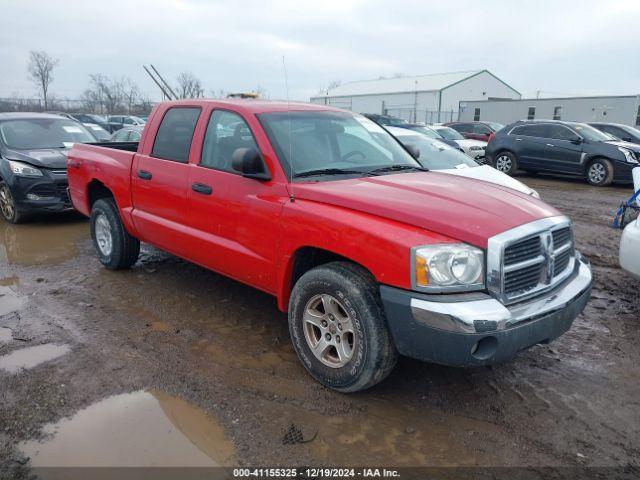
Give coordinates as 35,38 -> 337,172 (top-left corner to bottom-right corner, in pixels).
131,106 -> 201,255
509,124 -> 551,168
185,108 -> 286,293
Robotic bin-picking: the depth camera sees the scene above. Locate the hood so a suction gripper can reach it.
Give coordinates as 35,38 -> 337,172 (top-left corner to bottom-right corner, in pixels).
293,172 -> 558,248
605,140 -> 640,153
438,165 -> 537,197
3,148 -> 69,169
456,139 -> 487,148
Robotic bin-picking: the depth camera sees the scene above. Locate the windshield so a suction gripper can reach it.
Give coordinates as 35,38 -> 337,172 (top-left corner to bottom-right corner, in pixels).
487,122 -> 504,131
433,127 -> 465,140
258,111 -> 421,180
403,125 -> 442,139
570,123 -> 615,142
0,118 -> 96,149
85,124 -> 111,141
395,133 -> 478,170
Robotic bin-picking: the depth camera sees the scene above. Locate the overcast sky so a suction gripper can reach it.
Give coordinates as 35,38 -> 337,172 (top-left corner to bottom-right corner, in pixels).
1,0 -> 639,102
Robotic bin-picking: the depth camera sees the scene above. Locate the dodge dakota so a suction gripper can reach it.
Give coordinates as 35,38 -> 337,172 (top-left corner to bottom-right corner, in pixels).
67,100 -> 592,392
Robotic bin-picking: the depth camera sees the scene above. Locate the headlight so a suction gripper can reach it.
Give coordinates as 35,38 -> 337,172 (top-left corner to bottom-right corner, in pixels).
8,160 -> 43,177
618,147 -> 638,164
412,243 -> 485,292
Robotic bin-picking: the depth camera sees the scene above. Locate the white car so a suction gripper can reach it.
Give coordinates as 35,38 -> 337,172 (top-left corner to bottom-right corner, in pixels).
619,167 -> 640,279
387,127 -> 539,198
431,125 -> 487,161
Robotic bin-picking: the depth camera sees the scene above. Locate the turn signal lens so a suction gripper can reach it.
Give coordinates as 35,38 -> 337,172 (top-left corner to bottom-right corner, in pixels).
415,255 -> 429,287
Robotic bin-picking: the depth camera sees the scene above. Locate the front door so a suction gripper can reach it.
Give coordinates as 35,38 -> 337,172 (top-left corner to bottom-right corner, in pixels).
186,108 -> 285,293
131,106 -> 202,255
543,125 -> 584,173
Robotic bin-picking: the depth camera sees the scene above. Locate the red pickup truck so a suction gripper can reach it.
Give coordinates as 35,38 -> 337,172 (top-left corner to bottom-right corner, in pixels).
68,100 -> 592,392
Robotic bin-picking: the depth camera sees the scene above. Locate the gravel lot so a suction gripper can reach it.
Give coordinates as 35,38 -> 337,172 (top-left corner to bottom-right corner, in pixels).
0,173 -> 638,478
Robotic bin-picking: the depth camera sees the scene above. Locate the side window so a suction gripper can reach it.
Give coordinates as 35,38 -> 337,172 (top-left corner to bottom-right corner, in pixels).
200,110 -> 258,173
527,107 -> 536,120
123,117 -> 134,125
548,125 -> 578,141
451,123 -> 470,133
553,106 -> 562,120
515,124 -> 548,138
636,106 -> 640,126
151,107 -> 201,163
473,108 -> 480,121
473,123 -> 490,134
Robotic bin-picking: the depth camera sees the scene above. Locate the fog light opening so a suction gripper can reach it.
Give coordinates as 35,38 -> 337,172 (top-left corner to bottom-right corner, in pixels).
471,336 -> 498,360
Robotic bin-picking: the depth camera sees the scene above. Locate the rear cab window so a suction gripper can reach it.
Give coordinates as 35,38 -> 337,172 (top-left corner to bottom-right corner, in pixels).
151,107 -> 201,163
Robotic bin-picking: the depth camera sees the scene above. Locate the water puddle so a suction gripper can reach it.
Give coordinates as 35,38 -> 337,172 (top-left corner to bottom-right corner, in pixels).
0,344 -> 70,374
0,326 -> 12,343
20,390 -> 236,467
0,281 -> 24,316
0,218 -> 87,266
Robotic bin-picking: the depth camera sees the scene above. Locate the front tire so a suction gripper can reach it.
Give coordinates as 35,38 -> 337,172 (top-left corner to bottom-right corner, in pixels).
0,181 -> 26,224
586,158 -> 614,186
288,262 -> 398,392
90,198 -> 140,269
493,151 -> 518,176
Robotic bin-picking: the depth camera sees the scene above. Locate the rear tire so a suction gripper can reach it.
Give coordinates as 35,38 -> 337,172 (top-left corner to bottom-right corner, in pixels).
586,158 -> 614,186
493,151 -> 518,176
288,261 -> 398,392
90,198 -> 140,269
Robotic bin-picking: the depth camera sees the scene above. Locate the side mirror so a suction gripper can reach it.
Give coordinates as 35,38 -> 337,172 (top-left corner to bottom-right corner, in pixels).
405,144 -> 420,159
571,137 -> 583,145
231,148 -> 271,181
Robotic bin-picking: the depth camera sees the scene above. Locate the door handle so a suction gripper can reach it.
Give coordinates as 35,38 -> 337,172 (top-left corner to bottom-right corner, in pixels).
515,138 -> 523,141
546,143 -> 555,147
191,182 -> 213,195
137,170 -> 152,180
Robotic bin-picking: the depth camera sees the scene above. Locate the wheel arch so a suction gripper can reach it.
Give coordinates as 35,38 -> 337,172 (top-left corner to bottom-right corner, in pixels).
277,246 -> 373,312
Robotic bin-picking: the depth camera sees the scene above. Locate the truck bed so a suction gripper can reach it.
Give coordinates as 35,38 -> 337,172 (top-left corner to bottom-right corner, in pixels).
67,142 -> 139,217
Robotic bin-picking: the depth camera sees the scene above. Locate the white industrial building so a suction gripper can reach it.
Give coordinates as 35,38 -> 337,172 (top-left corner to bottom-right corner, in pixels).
310,70 -> 521,123
458,95 -> 640,127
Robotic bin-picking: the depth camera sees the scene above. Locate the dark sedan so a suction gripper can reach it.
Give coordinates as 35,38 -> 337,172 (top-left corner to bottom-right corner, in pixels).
588,122 -> 640,144
0,113 -> 96,223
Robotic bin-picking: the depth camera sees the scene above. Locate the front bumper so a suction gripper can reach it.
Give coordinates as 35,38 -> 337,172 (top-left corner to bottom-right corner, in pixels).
380,252 -> 592,367
620,220 -> 640,279
10,173 -> 72,213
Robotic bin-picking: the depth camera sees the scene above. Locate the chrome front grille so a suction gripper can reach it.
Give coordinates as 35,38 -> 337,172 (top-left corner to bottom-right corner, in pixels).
487,217 -> 575,304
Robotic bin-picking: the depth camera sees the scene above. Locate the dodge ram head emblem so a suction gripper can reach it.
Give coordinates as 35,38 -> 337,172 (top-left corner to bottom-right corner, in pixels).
542,231 -> 556,283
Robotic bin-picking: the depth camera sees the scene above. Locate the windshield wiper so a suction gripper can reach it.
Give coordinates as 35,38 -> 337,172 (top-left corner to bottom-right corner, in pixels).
293,168 -> 370,179
368,165 -> 428,174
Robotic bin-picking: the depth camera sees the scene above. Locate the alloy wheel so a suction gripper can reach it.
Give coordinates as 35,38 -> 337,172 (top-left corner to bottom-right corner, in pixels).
495,154 -> 513,173
0,185 -> 15,221
94,212 -> 114,256
303,293 -> 356,368
588,163 -> 606,184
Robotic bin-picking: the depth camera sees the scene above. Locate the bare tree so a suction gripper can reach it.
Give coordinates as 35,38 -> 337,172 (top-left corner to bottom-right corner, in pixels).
88,74 -> 124,114
176,72 -> 204,99
121,78 -> 140,113
27,50 -> 59,110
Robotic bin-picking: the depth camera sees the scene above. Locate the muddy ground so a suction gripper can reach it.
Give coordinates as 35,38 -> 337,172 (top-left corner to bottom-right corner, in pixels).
0,173 -> 639,478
